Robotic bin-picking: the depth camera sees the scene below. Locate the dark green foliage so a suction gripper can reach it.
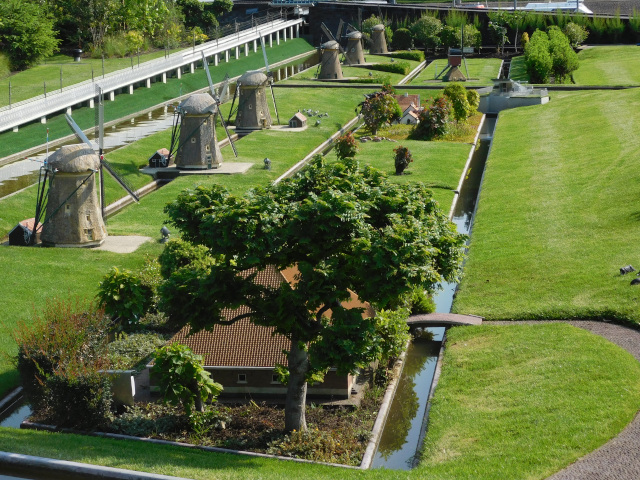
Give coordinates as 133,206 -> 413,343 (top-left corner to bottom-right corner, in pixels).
97,267 -> 153,328
441,24 -> 481,50
267,428 -> 364,465
152,344 -> 223,415
108,332 -> 167,370
367,61 -> 410,75
0,0 -> 60,70
524,28 -> 578,83
443,82 -> 471,123
374,308 -> 411,365
564,22 -> 588,47
391,28 -> 413,50
548,26 -> 579,83
466,89 -> 480,116
524,29 -> 552,83
413,96 -> 450,140
394,145 -> 413,175
110,403 -> 185,437
334,132 -> 359,161
410,287 -> 436,315
411,15 -> 443,49
359,90 -> 402,135
390,50 -> 424,62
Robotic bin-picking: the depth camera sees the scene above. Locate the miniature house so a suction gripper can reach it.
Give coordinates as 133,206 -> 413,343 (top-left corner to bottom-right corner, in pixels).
148,148 -> 172,168
8,218 -> 42,246
289,112 -> 307,128
235,70 -> 272,130
344,31 -> 365,65
162,265 -> 374,401
370,24 -> 388,54
175,93 -> 222,169
318,40 -> 343,80
40,144 -> 107,247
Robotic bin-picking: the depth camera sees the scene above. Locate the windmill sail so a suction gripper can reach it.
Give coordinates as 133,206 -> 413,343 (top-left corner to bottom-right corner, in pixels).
259,36 -> 280,125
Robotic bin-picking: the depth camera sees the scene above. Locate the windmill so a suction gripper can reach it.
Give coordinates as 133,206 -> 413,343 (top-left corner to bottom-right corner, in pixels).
318,22 -> 346,79
31,88 -> 139,247
435,24 -> 471,81
167,54 -> 238,168
370,24 -> 388,54
344,30 -> 365,66
227,36 -> 280,130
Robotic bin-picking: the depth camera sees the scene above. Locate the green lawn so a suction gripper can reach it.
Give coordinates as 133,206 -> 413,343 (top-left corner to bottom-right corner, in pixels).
411,58 -> 502,86
419,323 -> 640,479
509,55 -> 528,82
573,45 -> 640,85
453,88 -> 640,322
0,39 -> 315,159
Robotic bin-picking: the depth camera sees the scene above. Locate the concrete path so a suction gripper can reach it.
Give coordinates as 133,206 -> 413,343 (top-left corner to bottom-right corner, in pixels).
487,320 -> 640,480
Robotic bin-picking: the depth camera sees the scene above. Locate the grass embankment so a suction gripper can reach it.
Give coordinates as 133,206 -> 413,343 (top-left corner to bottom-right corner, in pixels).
411,58 -> 502,86
0,39 -> 315,159
453,89 -> 640,322
508,55 -> 527,82
1,323 -> 639,480
419,323 -> 640,479
573,45 -> 640,85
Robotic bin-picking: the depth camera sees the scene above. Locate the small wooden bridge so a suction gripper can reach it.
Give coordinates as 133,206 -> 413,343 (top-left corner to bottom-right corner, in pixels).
407,313 -> 483,327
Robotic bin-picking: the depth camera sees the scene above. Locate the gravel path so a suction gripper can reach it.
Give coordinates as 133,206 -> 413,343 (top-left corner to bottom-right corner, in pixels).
486,320 -> 640,480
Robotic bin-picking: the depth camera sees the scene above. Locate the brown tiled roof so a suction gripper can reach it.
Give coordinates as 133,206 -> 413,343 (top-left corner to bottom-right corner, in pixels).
168,265 -> 375,368
394,94 -> 420,112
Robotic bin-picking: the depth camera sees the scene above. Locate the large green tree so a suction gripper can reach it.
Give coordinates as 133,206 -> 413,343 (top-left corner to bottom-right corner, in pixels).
159,157 -> 466,432
0,0 -> 60,70
359,90 -> 401,135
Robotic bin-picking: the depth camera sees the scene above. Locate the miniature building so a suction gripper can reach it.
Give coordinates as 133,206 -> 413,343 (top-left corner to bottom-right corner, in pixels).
40,144 -> 107,247
344,31 -> 365,65
478,79 -> 550,114
8,218 -> 42,246
148,148 -> 172,168
394,93 -> 420,113
318,40 -> 343,80
162,265 -> 374,400
235,70 -> 273,130
445,66 -> 467,82
370,24 -> 388,54
289,112 -> 307,128
175,94 -> 222,169
399,109 -> 420,125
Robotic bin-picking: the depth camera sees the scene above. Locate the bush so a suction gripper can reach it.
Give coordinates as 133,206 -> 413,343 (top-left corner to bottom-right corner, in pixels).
359,90 -> 402,135
392,28 -> 413,50
393,145 -> 413,175
108,332 -> 167,369
367,61 -> 410,75
521,31 -> 530,49
390,50 -> 424,62
467,89 -> 480,116
267,428 -> 363,465
111,403 -> 185,437
524,29 -> 552,83
563,22 -> 588,47
374,308 -> 411,365
97,267 -> 154,328
334,132 -> 359,161
413,96 -> 450,140
100,34 -> 129,58
548,26 -> 579,83
409,288 -> 436,315
14,298 -> 110,412
411,15 -> 443,49
443,82 -> 471,123
124,31 -> 145,54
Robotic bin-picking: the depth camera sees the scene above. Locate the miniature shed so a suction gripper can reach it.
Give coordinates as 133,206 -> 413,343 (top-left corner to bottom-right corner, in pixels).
289,112 -> 307,128
148,148 -> 172,168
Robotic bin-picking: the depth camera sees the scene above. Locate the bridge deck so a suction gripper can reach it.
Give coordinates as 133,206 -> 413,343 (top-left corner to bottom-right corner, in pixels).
408,313 -> 483,326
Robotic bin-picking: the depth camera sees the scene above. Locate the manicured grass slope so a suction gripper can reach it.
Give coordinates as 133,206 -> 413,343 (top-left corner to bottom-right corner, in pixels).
453,89 -> 640,321
419,323 -> 640,479
573,45 -> 640,85
411,58 -> 502,86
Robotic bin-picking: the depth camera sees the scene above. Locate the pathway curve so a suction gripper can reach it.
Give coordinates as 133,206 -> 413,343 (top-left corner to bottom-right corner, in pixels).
486,320 -> 640,480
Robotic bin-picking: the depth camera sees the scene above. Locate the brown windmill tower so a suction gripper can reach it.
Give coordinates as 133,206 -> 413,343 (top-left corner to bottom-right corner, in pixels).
318,40 -> 343,80
344,31 -> 365,65
175,93 -> 222,169
235,70 -> 272,130
40,144 -> 107,247
371,24 -> 388,54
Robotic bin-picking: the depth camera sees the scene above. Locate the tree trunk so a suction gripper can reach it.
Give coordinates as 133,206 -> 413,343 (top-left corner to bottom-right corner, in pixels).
284,338 -> 309,432
191,380 -> 204,413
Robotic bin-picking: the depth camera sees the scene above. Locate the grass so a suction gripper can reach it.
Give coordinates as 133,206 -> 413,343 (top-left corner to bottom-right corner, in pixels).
452,89 -> 640,322
573,45 -> 640,85
0,39 -> 315,159
411,58 -> 503,86
1,323 -> 639,480
419,323 -> 640,479
508,55 -> 528,82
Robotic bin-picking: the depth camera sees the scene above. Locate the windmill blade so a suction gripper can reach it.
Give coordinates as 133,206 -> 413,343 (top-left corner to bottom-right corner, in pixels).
320,22 -> 338,43
102,159 -> 139,202
219,73 -> 231,104
65,114 -> 93,148
217,110 -> 238,157
259,36 -> 271,75
269,82 -> 280,125
227,85 -> 238,124
346,23 -> 358,35
336,19 -> 345,40
201,52 -> 219,101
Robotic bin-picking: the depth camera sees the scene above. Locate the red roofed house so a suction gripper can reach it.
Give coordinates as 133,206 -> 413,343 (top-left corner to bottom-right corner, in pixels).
394,93 -> 420,113
163,265 -> 375,401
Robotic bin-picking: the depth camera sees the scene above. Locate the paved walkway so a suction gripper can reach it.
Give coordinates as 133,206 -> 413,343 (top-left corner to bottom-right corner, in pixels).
487,320 -> 640,480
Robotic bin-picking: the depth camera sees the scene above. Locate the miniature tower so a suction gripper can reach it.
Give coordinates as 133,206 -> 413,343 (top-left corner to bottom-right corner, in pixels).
41,144 -> 107,247
318,40 -> 343,80
344,31 -> 365,65
371,24 -> 388,54
235,70 -> 272,130
176,93 -> 222,169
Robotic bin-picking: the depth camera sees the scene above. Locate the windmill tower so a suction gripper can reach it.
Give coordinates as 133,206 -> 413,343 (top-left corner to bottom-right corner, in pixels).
175,93 -> 222,169
318,40 -> 343,80
235,70 -> 272,130
371,24 -> 388,54
344,31 -> 365,66
40,144 -> 107,247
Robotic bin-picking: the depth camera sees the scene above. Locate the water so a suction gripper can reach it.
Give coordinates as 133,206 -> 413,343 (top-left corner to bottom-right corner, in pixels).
0,402 -> 31,429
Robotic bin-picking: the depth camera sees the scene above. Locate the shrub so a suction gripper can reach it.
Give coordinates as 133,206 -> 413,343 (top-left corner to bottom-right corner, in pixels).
97,267 -> 154,328
466,89 -> 480,116
334,132 -> 359,160
374,308 -> 411,365
390,50 -> 424,62
548,26 -> 579,83
521,31 -> 530,49
413,96 -> 450,140
110,403 -> 185,437
392,28 -> 412,50
267,428 -> 362,465
359,90 -> 402,135
108,332 -> 167,369
411,15 -> 443,49
393,145 -> 413,175
367,61 -> 410,75
410,288 -> 436,315
124,30 -> 145,54
443,82 -> 471,123
153,344 -> 223,415
524,29 -> 552,83
101,33 -> 129,58
563,22 -> 588,47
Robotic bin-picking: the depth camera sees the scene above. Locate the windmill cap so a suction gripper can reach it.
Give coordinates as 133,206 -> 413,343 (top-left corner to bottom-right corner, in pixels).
347,31 -> 362,39
321,40 -> 340,49
48,144 -> 100,173
372,24 -> 385,31
179,93 -> 217,114
239,70 -> 268,86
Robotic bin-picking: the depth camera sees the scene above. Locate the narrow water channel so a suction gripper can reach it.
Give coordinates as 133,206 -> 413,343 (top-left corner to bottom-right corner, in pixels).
372,114 -> 497,469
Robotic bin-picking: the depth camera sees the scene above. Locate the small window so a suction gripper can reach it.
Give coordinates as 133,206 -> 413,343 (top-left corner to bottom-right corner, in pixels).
271,374 -> 280,384
205,145 -> 210,152
237,374 -> 247,384
191,137 -> 197,143
66,205 -> 70,211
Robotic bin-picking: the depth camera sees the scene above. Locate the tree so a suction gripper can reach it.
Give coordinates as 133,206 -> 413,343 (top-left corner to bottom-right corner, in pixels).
413,95 -> 450,140
0,0 -> 60,70
410,15 -> 442,50
392,28 -> 412,50
177,0 -> 232,35
440,24 -> 481,50
548,26 -> 579,83
443,82 -> 471,123
334,132 -> 359,161
563,22 -> 588,48
359,91 -> 401,135
524,29 -> 552,83
160,157 -> 466,432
